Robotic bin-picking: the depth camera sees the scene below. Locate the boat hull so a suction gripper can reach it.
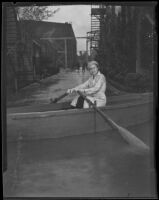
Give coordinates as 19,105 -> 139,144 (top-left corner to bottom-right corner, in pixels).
7,93 -> 153,141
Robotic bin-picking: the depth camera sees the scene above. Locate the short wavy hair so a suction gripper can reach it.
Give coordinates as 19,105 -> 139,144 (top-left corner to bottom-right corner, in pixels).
87,61 -> 99,69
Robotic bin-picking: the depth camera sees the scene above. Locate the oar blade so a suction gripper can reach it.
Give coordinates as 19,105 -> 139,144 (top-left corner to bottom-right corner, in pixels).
117,126 -> 150,152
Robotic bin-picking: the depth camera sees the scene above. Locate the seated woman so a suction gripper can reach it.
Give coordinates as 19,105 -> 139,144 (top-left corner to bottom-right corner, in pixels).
67,61 -> 106,108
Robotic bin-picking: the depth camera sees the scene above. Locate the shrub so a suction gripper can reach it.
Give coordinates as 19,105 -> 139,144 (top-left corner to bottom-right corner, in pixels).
124,72 -> 153,91
124,73 -> 142,88
115,73 -> 124,83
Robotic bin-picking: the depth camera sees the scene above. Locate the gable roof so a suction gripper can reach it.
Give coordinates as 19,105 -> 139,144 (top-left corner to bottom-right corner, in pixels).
19,20 -> 76,39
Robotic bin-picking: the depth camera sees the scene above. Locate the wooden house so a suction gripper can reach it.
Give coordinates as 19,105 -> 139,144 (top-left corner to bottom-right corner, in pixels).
5,5 -> 20,93
5,4 -> 77,94
19,20 -> 77,70
5,4 -> 37,93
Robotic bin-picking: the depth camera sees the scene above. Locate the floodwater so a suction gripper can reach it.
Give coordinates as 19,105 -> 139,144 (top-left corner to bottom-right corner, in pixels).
7,69 -> 90,106
5,69 -> 156,197
7,69 -> 123,107
3,120 -> 157,198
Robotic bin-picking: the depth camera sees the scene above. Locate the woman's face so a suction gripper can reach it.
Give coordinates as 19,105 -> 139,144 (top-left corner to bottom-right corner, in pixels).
88,64 -> 98,76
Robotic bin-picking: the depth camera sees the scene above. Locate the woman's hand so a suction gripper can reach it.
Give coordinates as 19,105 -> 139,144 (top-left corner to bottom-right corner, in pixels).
67,88 -> 76,94
76,89 -> 85,93
67,88 -> 85,94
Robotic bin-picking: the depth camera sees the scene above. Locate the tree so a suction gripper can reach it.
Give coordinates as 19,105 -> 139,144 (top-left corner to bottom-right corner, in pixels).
15,6 -> 60,21
135,6 -> 154,74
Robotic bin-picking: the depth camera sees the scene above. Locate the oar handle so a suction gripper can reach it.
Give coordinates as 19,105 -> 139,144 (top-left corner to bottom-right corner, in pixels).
50,92 -> 68,104
77,91 -> 119,130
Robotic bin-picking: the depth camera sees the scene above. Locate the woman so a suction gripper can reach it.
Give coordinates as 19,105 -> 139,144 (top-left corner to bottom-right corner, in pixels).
67,61 -> 106,108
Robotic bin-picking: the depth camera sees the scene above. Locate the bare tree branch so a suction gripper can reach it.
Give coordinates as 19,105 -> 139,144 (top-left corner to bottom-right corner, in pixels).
16,6 -> 60,21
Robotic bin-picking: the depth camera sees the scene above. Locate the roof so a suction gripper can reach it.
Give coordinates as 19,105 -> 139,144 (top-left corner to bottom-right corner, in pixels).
18,20 -> 76,39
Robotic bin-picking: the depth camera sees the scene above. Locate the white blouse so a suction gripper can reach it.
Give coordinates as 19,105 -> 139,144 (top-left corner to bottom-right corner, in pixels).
71,71 -> 106,108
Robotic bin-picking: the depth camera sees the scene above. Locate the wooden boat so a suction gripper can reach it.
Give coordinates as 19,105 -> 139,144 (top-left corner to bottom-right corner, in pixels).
7,93 -> 153,141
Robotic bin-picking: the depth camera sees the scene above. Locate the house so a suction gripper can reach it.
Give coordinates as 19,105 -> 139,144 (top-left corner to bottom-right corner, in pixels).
19,20 -> 77,72
5,5 -> 21,93
5,5 -> 37,93
5,5 -> 77,93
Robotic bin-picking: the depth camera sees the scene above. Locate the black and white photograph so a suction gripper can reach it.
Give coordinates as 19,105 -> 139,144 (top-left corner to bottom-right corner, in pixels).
2,2 -> 158,198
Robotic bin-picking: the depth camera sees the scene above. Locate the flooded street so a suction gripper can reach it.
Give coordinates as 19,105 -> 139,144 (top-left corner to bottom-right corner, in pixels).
3,119 -> 156,198
5,69 -> 156,198
3,3 -> 156,198
7,69 -> 122,107
7,69 -> 90,106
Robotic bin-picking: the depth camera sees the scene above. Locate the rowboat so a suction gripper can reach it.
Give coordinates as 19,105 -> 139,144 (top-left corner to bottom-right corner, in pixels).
7,93 -> 153,141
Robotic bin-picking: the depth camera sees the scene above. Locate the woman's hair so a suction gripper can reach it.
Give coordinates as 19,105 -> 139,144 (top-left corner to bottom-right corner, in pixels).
87,61 -> 99,69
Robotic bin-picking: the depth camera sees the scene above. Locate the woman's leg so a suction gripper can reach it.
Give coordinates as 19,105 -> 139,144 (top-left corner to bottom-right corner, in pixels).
83,98 -> 106,108
70,105 -> 76,109
76,96 -> 85,108
83,97 -> 95,108
70,95 -> 79,107
70,95 -> 84,108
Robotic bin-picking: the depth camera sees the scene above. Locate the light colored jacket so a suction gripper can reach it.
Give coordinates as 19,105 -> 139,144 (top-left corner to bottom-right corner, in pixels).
71,71 -> 106,108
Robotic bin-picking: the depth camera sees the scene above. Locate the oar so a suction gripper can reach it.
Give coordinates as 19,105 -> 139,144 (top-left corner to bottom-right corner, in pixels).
50,92 -> 69,103
77,91 -> 150,152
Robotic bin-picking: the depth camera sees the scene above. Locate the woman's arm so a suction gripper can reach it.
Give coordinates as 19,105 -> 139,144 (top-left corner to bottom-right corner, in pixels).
83,75 -> 106,95
74,79 -> 90,90
67,79 -> 90,94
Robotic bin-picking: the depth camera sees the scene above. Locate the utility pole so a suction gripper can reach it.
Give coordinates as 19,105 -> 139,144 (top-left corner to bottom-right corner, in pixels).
64,39 -> 67,68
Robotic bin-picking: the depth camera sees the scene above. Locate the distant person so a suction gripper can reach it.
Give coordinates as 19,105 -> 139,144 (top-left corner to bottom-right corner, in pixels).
82,62 -> 87,73
33,51 -> 41,77
67,61 -> 106,108
76,61 -> 80,72
79,66 -> 82,72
